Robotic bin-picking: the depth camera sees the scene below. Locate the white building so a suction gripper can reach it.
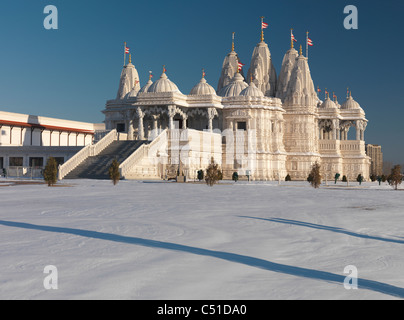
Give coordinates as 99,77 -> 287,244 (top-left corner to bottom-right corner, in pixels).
0,110 -> 103,176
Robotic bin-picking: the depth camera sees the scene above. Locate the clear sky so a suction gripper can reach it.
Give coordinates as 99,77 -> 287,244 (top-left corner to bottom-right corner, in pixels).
0,0 -> 402,163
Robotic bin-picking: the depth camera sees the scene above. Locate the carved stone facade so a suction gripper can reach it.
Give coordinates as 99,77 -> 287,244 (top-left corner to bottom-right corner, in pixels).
102,33 -> 371,181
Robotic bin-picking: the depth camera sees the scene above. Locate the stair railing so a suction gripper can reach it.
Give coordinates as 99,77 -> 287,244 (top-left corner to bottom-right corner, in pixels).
119,129 -> 168,179
58,129 -> 117,180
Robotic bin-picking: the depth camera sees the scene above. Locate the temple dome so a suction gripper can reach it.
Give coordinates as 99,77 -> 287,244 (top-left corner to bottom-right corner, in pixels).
190,77 -> 216,95
138,78 -> 153,94
218,72 -> 248,97
320,97 -> 337,109
239,81 -> 264,97
148,72 -> 181,93
341,94 -> 361,110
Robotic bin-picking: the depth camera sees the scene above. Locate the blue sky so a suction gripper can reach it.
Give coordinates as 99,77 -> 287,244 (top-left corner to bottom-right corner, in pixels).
0,0 -> 402,163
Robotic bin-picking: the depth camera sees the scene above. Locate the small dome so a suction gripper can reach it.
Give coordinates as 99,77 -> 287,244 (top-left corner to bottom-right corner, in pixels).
138,79 -> 153,94
218,72 -> 248,97
320,97 -> 337,109
239,81 -> 264,97
341,94 -> 361,110
148,72 -> 181,93
190,77 -> 216,95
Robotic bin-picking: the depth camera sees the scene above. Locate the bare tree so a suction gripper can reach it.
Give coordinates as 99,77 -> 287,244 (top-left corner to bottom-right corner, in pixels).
308,162 -> 322,188
388,165 -> 402,190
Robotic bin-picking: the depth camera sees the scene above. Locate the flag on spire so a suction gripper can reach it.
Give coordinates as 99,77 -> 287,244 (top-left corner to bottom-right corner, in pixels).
125,46 -> 130,54
307,37 -> 313,46
291,31 -> 297,42
237,61 -> 245,71
262,22 -> 268,29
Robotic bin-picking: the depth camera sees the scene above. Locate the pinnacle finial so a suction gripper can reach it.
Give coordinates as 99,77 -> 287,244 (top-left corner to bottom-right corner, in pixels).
290,28 -> 294,49
128,54 -> 131,64
232,32 -> 235,52
299,45 -> 303,56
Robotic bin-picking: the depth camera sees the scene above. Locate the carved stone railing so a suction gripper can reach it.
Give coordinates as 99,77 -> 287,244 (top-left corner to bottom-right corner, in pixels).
90,129 -> 117,156
119,129 -> 168,179
340,140 -> 365,153
58,129 -> 117,179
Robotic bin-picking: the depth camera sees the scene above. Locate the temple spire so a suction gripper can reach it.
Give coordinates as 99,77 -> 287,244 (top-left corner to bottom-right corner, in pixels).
231,32 -> 235,52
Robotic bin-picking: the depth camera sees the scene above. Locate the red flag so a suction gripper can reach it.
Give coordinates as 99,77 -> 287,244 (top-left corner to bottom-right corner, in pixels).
307,37 -> 313,46
317,87 -> 321,93
291,32 -> 297,42
262,22 -> 268,29
125,47 -> 130,54
238,62 -> 245,71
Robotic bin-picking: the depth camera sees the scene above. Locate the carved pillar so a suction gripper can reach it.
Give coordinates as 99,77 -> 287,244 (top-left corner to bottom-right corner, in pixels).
355,120 -> 361,141
361,121 -> 367,141
332,119 -> 338,140
151,115 -> 160,139
207,108 -> 218,132
137,107 -> 145,140
182,114 -> 187,130
168,105 -> 176,130
127,119 -> 134,140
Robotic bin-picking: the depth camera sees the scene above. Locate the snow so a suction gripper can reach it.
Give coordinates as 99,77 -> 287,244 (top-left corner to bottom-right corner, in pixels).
1,178 -> 404,300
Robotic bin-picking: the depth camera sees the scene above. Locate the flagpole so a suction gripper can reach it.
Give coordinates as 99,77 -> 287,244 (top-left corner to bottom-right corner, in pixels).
290,28 -> 294,49
306,31 -> 309,59
123,42 -> 126,66
260,16 -> 264,42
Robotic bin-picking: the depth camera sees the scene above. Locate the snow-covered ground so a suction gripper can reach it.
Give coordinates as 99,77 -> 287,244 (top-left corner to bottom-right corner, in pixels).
1,178 -> 404,300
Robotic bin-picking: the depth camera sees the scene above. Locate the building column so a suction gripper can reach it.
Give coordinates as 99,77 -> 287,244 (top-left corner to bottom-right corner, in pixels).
356,120 -> 361,141
182,115 -> 187,130
207,108 -> 217,132
137,107 -> 145,140
332,119 -> 338,140
168,105 -> 176,130
127,119 -> 134,140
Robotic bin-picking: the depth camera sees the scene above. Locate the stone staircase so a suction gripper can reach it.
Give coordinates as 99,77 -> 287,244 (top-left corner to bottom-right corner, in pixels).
64,140 -> 149,179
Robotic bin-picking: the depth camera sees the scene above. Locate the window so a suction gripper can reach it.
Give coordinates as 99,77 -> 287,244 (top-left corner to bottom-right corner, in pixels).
9,157 -> 23,167
29,157 -> 44,167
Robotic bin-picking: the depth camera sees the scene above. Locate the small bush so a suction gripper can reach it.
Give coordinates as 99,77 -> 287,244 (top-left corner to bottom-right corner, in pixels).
205,157 -> 220,187
108,159 -> 120,185
43,157 -> 58,186
388,165 -> 402,190
232,172 -> 239,182
342,175 -> 347,182
285,174 -> 291,181
308,162 -> 321,188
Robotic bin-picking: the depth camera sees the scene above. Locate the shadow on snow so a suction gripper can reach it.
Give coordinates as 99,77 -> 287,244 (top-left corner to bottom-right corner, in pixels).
1,219 -> 404,299
238,216 -> 404,245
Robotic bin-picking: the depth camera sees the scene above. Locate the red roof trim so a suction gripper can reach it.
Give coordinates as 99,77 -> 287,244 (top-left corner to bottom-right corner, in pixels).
0,119 -> 94,134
